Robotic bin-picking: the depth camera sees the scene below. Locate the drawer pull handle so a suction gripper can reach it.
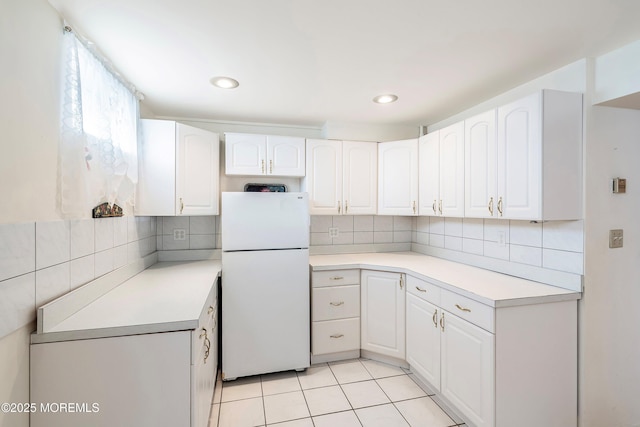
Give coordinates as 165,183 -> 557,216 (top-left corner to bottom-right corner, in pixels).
455,304 -> 471,313
440,312 -> 445,332
432,309 -> 438,328
330,334 -> 344,339
208,306 -> 214,315
416,286 -> 427,293
330,301 -> 344,306
330,276 -> 344,281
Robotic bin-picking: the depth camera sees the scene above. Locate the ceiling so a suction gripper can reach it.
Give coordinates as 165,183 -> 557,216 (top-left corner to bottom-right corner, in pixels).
49,0 -> 640,128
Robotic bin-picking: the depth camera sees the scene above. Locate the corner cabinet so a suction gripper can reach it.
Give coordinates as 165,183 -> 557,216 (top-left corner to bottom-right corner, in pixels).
224,133 -> 305,177
360,270 -> 405,360
378,139 -> 419,215
303,139 -> 377,215
137,120 -> 220,216
465,90 -> 583,220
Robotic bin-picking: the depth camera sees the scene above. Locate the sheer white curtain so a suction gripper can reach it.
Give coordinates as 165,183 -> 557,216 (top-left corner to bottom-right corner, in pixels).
59,28 -> 138,216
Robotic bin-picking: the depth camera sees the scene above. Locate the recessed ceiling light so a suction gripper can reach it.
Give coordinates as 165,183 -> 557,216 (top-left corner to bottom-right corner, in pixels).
210,76 -> 239,89
373,94 -> 398,104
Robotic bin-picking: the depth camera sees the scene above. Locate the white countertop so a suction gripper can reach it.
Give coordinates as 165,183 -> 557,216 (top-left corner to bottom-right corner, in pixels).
310,252 -> 580,307
32,260 -> 221,343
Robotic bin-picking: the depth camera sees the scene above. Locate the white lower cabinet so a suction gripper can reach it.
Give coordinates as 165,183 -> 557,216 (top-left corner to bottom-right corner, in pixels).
311,270 -> 360,360
30,287 -> 218,427
360,270 -> 405,360
440,310 -> 495,427
405,275 -> 576,427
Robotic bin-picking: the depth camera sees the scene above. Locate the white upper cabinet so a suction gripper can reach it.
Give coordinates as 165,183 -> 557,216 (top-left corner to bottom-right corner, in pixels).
378,139 -> 419,215
465,110 -> 498,218
225,133 -> 305,176
303,139 -> 377,215
137,120 -> 219,216
419,123 -> 464,217
496,90 -> 583,220
342,141 -> 377,215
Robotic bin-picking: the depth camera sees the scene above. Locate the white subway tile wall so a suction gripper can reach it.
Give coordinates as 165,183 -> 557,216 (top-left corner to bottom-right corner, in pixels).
0,216 -> 156,340
156,216 -> 220,251
414,217 -> 584,275
310,216 -> 415,246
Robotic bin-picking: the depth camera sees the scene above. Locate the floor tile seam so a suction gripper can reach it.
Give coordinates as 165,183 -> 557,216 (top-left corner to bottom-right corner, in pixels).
294,373 -> 314,424
389,400 -> 413,427
393,395 -> 460,427
260,374 -> 268,427
405,375 -> 460,424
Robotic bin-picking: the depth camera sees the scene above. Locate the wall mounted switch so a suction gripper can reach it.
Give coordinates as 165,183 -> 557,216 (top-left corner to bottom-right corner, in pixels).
609,229 -> 623,248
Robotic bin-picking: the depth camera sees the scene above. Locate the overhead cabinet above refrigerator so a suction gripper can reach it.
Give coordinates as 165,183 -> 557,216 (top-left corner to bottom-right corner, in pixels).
225,133 -> 305,177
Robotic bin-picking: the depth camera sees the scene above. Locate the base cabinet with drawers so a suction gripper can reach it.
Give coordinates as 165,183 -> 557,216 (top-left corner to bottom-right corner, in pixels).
311,269 -> 361,361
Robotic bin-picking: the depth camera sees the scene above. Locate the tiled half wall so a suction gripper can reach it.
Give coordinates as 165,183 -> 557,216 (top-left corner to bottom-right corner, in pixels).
0,217 -> 156,340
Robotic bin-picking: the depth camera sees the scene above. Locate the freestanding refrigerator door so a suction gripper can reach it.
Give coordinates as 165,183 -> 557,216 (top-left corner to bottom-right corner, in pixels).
222,249 -> 310,380
221,192 -> 309,251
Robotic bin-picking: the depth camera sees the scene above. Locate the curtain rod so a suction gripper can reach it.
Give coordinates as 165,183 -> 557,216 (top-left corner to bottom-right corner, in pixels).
63,24 -> 145,101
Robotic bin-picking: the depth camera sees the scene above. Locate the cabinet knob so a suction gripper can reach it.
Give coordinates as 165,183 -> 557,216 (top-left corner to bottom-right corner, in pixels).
488,197 -> 494,216
399,275 -> 404,289
337,201 -> 341,214
432,309 -> 438,328
412,201 -> 416,214
329,276 -> 344,281
330,334 -> 344,339
415,286 -> 427,293
261,159 -> 265,174
432,200 -> 437,214
180,198 -> 184,214
345,200 -> 349,214
269,159 -> 273,174
497,197 -> 503,217
438,199 -> 443,215
440,312 -> 445,332
330,301 -> 345,306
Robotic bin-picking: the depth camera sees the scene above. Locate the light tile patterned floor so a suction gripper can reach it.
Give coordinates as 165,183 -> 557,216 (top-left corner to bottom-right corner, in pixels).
208,358 -> 467,427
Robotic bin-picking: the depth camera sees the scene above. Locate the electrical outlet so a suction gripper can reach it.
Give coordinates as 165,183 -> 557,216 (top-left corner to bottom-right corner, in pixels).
497,231 -> 506,247
173,229 -> 186,241
328,227 -> 339,238
609,229 -> 623,248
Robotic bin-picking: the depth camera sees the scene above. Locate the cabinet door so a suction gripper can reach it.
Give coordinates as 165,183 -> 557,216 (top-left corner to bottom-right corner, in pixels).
267,135 -> 305,176
176,124 -> 220,215
361,270 -> 405,359
418,132 -> 440,216
304,139 -> 342,215
497,93 -> 541,220
406,293 -> 440,389
465,110 -> 497,218
440,311 -> 495,427
225,133 -> 266,175
439,122 -> 465,217
343,141 -> 377,215
378,139 -> 418,215
136,119 -> 177,216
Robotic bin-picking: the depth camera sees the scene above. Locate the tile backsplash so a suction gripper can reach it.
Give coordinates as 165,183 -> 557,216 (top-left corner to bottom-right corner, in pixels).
413,216 -> 584,275
1,212 -> 584,340
0,216 -> 156,340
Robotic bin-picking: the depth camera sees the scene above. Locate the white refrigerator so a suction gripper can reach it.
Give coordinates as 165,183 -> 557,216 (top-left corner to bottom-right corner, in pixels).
221,192 -> 310,380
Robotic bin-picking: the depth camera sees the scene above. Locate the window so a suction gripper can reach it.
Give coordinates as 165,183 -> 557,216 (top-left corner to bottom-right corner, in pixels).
59,27 -> 139,216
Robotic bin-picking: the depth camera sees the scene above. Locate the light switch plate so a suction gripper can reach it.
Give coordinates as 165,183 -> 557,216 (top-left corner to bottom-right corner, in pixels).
609,229 -> 623,248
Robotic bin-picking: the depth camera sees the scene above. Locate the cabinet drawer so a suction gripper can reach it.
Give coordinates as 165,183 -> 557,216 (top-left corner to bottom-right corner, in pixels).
441,289 -> 494,333
312,318 -> 360,355
312,269 -> 360,287
406,275 -> 441,306
313,285 -> 360,321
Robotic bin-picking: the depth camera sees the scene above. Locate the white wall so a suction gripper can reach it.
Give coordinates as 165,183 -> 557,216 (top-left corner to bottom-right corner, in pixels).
0,0 -> 62,224
581,103 -> 640,427
0,1 -> 62,426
